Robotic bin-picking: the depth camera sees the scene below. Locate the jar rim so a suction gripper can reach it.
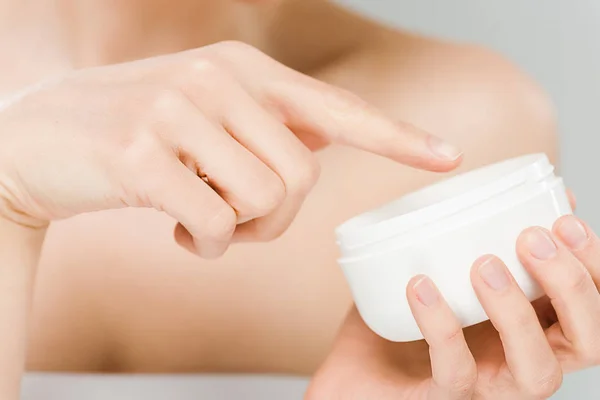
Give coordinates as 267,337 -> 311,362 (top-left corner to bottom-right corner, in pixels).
336,153 -> 554,251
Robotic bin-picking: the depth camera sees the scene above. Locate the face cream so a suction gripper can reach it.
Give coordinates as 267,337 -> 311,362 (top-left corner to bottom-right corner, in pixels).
336,154 -> 571,342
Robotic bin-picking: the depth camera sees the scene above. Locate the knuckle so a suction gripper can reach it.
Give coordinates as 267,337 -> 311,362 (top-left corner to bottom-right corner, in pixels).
147,88 -> 188,119
245,181 -> 285,216
522,367 -> 563,399
119,132 -> 164,170
323,85 -> 372,127
175,58 -> 233,107
186,58 -> 221,76
564,264 -> 593,293
204,204 -> 237,241
216,40 -> 257,56
182,58 -> 229,89
250,220 -> 290,243
257,224 -> 287,242
449,367 -> 477,396
205,40 -> 267,70
431,323 -> 477,395
117,136 -> 168,204
435,321 -> 465,347
512,308 -> 538,331
287,154 -> 321,193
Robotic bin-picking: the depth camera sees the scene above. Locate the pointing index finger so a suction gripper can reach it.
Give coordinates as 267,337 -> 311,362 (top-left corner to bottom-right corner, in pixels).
203,43 -> 462,172
201,43 -> 463,172
271,79 -> 463,172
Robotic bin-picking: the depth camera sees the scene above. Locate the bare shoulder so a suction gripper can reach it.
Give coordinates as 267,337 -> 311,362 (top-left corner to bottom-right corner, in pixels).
316,28 -> 558,168
27,29 -> 560,374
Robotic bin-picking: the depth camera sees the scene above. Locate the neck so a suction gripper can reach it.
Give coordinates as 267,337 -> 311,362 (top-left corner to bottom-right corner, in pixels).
0,0 -> 373,73
0,2 -> 69,93
260,0 -> 374,74
7,0 -> 248,67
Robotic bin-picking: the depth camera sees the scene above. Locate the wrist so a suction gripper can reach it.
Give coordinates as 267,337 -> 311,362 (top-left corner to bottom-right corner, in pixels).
0,210 -> 48,243
0,186 -> 49,230
0,212 -> 46,399
0,211 -> 46,290
0,108 -> 47,231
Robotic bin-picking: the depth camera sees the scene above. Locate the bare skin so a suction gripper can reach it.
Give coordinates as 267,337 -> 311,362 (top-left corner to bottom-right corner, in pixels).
0,0 -> 557,374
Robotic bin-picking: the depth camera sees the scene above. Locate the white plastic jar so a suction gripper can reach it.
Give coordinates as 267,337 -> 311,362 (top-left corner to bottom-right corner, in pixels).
336,153 -> 572,342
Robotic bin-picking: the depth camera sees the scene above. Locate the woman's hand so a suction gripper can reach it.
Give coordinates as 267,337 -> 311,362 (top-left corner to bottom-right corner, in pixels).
0,41 -> 461,258
308,213 -> 600,399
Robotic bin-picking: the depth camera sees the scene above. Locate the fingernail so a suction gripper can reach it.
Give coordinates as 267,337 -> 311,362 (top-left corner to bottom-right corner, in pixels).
414,276 -> 439,306
524,228 -> 557,260
478,256 -> 510,291
428,136 -> 463,161
557,217 -> 588,250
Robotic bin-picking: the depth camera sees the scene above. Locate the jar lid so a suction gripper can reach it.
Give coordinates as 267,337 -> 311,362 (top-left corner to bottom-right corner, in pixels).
336,153 -> 554,251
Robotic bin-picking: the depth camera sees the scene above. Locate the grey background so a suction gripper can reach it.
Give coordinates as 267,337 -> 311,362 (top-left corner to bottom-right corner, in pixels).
21,0 -> 600,399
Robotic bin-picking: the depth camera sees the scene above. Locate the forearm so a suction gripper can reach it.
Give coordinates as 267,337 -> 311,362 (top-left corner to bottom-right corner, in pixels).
0,216 -> 45,398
